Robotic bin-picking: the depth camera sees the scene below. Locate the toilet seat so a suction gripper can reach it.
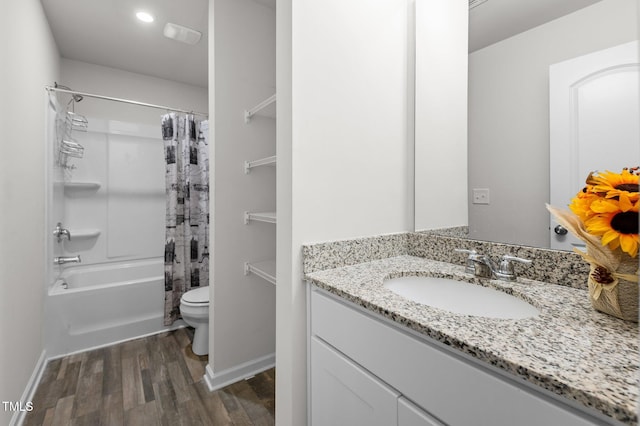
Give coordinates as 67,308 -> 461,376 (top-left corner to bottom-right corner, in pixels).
181,286 -> 209,306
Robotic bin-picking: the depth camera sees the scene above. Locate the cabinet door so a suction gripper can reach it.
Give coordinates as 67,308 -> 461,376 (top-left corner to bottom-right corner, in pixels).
398,397 -> 444,426
311,337 -> 400,426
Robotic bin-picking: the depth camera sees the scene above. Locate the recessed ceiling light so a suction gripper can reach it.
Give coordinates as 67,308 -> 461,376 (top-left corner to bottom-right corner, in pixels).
136,11 -> 155,23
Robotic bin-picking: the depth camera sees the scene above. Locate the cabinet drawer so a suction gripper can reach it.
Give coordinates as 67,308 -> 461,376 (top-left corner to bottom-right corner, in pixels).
398,397 -> 443,426
311,337 -> 400,426
311,288 -> 602,426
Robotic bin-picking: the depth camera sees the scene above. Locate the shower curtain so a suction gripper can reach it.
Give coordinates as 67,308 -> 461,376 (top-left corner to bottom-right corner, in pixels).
162,113 -> 210,325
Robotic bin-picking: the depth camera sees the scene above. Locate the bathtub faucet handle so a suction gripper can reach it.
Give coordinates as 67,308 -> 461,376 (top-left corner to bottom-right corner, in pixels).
53,222 -> 71,243
54,255 -> 81,265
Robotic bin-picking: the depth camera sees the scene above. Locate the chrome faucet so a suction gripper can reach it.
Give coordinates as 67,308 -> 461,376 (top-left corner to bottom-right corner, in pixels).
495,255 -> 534,281
54,255 -> 81,265
467,253 -> 496,279
457,250 -> 532,281
454,249 -> 479,274
53,222 -> 71,243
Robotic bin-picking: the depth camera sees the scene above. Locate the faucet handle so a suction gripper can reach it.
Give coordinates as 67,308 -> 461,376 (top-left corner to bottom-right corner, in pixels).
53,222 -> 71,243
454,249 -> 477,274
501,255 -> 532,265
496,255 -> 532,281
454,249 -> 476,254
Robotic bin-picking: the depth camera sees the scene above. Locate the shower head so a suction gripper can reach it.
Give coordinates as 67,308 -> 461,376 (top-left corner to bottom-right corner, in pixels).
54,82 -> 84,103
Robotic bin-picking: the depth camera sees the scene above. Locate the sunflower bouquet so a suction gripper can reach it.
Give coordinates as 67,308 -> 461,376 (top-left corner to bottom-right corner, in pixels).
547,167 -> 639,322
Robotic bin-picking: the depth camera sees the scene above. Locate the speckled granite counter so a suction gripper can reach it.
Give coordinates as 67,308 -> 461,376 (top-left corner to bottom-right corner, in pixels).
305,254 -> 639,425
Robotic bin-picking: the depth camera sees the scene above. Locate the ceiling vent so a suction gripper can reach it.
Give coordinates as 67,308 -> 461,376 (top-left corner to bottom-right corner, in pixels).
469,0 -> 488,9
163,23 -> 202,45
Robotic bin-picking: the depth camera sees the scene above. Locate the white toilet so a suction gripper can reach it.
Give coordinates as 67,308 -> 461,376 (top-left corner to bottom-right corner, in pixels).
180,286 -> 210,355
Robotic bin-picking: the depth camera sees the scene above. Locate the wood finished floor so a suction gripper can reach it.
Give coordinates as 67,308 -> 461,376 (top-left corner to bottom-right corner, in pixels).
23,328 -> 275,426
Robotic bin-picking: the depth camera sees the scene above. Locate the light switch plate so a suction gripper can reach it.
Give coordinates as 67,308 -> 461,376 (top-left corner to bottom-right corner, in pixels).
472,188 -> 490,204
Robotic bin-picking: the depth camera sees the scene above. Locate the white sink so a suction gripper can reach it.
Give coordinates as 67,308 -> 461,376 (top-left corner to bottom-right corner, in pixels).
384,276 -> 539,319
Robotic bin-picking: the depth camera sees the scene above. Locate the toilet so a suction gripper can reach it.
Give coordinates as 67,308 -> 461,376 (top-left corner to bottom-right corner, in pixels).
180,286 -> 210,355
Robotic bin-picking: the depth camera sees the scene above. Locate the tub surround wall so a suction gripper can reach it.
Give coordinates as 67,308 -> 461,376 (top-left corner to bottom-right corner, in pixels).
303,233 -> 639,424
53,118 -> 165,267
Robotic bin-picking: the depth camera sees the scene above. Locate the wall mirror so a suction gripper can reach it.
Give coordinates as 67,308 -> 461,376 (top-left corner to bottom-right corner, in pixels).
414,0 -> 639,250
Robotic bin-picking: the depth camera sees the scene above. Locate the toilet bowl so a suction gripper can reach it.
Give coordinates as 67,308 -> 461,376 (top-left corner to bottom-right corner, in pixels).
180,286 -> 210,355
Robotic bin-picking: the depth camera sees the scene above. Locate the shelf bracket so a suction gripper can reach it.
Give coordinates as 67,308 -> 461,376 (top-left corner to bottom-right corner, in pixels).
244,261 -> 277,285
244,94 -> 276,123
244,155 -> 277,174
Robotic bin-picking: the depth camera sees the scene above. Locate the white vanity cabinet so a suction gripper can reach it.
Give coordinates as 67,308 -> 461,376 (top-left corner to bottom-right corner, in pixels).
398,397 -> 444,426
311,337 -> 400,425
308,286 -> 614,426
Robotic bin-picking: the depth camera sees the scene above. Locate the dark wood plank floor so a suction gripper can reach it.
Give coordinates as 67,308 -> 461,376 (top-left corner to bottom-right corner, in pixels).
23,328 -> 275,426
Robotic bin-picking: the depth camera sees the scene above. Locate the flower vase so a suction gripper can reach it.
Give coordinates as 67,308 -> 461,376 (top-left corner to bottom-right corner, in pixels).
586,249 -> 639,322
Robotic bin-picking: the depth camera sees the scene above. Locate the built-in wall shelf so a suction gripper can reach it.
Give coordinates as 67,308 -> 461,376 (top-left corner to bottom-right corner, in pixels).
243,91 -> 276,288
244,94 -> 276,123
71,229 -> 101,239
244,155 -> 277,174
64,182 -> 101,191
244,260 -> 276,285
244,211 -> 277,224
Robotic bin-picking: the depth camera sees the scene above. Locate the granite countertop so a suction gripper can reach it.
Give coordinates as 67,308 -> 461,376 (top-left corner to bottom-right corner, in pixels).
305,255 -> 639,425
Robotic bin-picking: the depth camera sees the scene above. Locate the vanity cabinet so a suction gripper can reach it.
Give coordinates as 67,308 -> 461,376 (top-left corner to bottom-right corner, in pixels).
398,397 -> 443,426
311,335 -> 442,426
311,337 -> 400,425
309,286 -> 612,426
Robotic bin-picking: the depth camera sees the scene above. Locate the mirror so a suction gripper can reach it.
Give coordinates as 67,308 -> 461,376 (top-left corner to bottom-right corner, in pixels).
414,0 -> 638,249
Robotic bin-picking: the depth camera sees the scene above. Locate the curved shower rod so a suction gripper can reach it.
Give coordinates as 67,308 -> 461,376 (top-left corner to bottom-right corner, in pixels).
45,85 -> 209,118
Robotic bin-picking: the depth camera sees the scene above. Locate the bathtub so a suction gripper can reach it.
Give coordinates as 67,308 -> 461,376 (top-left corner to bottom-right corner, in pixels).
45,258 -> 185,357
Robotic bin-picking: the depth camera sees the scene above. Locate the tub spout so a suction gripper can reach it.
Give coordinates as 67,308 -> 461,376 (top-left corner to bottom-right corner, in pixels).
54,255 -> 81,265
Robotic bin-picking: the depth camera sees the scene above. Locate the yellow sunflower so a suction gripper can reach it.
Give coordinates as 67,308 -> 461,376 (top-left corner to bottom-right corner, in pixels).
589,168 -> 639,202
585,198 -> 639,258
569,189 -> 599,222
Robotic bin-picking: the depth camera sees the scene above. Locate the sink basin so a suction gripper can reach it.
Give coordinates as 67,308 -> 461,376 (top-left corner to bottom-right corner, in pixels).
384,276 -> 539,319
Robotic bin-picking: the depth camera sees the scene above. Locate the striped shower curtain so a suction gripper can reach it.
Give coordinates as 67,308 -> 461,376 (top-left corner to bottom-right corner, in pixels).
161,113 -> 210,325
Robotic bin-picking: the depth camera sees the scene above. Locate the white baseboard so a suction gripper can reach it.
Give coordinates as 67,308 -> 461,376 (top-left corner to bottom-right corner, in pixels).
204,352 -> 275,392
10,350 -> 48,426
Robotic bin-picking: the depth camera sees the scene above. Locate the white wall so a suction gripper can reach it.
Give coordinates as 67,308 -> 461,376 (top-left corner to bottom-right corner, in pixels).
210,0 -> 277,375
414,0 -> 469,231
0,0 -> 60,424
276,0 -> 413,423
468,0 -> 638,247
60,59 -> 208,126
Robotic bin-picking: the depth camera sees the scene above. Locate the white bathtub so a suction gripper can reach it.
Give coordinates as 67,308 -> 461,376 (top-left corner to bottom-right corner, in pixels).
45,258 -> 185,357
